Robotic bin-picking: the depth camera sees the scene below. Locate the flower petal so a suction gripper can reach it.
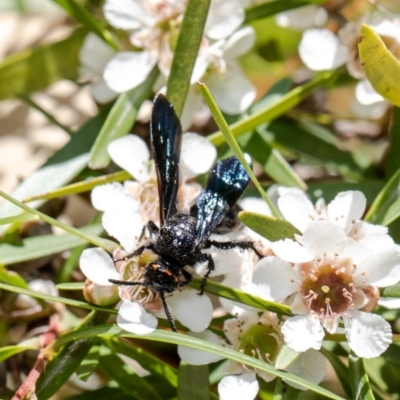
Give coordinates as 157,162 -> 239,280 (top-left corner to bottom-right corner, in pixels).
285,349 -> 326,390
180,133 -> 217,180
343,310 -> 392,358
251,257 -> 298,301
117,300 -> 158,334
281,315 -> 324,352
272,239 -> 314,263
223,26 -> 256,59
205,61 -> 256,114
302,221 -> 346,259
239,197 -> 272,216
278,192 -> 314,232
355,246 -> 400,287
108,135 -> 150,181
355,79 -> 385,105
378,297 -> 400,309
275,5 -> 327,30
218,373 -> 259,400
205,0 -> 244,40
299,29 -> 348,70
103,0 -> 146,30
352,95 -> 389,120
327,191 -> 366,230
80,247 -> 119,285
102,205 -> 145,252
178,330 -> 225,365
91,182 -> 139,212
104,51 -> 157,93
167,289 -> 213,332
91,78 -> 118,104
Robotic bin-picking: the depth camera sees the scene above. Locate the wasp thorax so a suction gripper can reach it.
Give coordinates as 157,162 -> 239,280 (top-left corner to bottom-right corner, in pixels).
301,264 -> 355,317
237,323 -> 282,365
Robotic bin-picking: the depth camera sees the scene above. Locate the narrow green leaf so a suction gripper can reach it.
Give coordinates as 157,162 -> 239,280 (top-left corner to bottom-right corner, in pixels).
166,0 -> 211,116
56,282 -> 85,290
52,326 -> 346,400
99,348 -> 163,400
381,283 -> 400,298
200,82 -> 280,217
0,190 -> 118,253
0,224 -> 103,265
274,346 -> 300,370
0,267 -> 28,288
244,0 -> 326,23
239,211 -> 300,242
386,107 -> 400,179
62,387 -> 128,400
103,337 -> 178,388
365,167 -> 400,225
89,67 -> 158,169
52,0 -> 118,50
320,347 -> 352,399
76,344 -> 100,382
0,282 -> 117,314
349,352 -> 375,400
191,278 -> 292,316
0,29 -> 86,100
208,71 -> 339,147
36,311 -> 110,400
358,24 -> 400,106
178,362 -> 210,400
0,338 -> 41,363
23,171 -> 130,203
0,213 -> 36,225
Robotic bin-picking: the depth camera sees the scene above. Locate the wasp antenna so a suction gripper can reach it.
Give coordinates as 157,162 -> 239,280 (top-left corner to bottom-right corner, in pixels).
159,291 -> 177,332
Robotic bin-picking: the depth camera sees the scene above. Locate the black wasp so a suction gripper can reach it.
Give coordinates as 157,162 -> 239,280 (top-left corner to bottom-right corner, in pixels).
109,94 -> 262,332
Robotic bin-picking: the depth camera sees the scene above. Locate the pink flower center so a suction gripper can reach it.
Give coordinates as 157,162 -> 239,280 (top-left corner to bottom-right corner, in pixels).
301,265 -> 355,317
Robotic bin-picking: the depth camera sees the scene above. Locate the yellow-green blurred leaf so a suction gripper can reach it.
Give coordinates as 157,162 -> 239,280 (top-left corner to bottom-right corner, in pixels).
359,24 -> 400,106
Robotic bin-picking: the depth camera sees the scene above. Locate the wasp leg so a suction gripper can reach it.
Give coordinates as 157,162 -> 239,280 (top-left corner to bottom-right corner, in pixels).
114,243 -> 157,264
197,253 -> 215,295
205,240 -> 263,259
159,291 -> 177,332
147,220 -> 159,234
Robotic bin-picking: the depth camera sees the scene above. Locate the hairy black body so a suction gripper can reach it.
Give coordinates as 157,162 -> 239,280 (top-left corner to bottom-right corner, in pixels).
109,94 -> 262,331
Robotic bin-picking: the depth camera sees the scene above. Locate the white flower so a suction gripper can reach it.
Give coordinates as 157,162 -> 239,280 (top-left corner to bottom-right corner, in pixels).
178,312 -> 326,399
251,218 -> 400,358
80,247 -> 213,334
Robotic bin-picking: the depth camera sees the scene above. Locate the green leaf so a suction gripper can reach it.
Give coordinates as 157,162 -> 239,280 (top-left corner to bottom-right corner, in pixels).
0,267 -> 28,288
358,24 -> 400,106
208,71 -> 339,147
56,282 -> 85,290
89,67 -> 158,169
191,278 -> 292,316
239,211 -> 300,242
349,352 -> 375,400
0,29 -> 86,100
0,224 -> 103,265
52,0 -> 118,50
386,107 -> 400,179
200,82 -> 280,217
0,282 -> 117,314
365,167 -> 400,225
63,387 -> 129,400
52,326 -> 346,400
99,347 -> 164,400
274,346 -> 300,370
166,0 -> 211,116
320,347 -> 352,399
273,378 -> 302,400
244,0 -> 326,23
178,363 -> 210,400
76,344 -> 101,382
36,311 -> 110,400
0,213 -> 36,225
381,283 -> 400,298
0,190 -> 118,253
0,338 -> 41,363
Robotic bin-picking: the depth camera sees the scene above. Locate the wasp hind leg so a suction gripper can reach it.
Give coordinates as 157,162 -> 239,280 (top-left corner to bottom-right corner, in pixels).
196,253 -> 215,296
205,239 -> 263,259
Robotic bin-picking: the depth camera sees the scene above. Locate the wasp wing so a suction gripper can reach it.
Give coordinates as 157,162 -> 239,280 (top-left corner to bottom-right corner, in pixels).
151,94 -> 182,224
194,155 -> 251,247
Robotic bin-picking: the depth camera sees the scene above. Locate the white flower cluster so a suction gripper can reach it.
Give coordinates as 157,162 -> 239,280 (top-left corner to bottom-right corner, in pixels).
79,135 -> 400,399
276,4 -> 400,119
79,0 -> 256,128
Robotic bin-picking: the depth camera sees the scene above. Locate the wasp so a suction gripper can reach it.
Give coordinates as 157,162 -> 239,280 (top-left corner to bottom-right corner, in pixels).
110,94 -> 262,331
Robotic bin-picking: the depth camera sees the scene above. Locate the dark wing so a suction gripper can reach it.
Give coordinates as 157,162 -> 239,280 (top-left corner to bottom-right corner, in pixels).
194,155 -> 251,247
150,94 -> 182,224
